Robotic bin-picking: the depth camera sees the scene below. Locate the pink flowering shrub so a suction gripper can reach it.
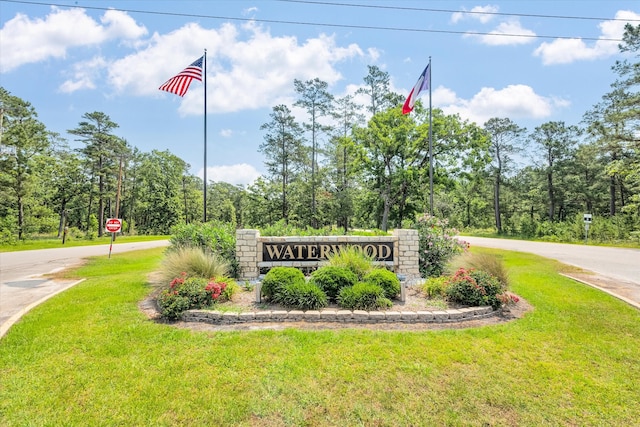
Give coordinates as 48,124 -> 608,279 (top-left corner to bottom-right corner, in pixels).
158,275 -> 239,320
444,267 -> 504,309
497,292 -> 520,306
414,214 -> 469,278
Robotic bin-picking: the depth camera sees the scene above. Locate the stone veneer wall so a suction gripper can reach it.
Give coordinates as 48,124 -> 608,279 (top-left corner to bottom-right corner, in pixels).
183,306 -> 496,325
235,229 -> 420,281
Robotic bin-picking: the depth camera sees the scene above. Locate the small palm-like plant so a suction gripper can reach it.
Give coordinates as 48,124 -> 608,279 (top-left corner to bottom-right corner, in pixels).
161,247 -> 229,283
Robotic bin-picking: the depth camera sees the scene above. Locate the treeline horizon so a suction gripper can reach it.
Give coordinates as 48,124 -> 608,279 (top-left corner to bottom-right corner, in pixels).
1,24 -> 638,244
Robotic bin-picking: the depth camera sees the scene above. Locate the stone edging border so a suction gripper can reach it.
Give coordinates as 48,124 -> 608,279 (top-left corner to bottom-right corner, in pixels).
182,306 -> 497,325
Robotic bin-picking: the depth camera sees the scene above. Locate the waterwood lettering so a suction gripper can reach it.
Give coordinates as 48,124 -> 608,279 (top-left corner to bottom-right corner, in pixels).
262,242 -> 394,262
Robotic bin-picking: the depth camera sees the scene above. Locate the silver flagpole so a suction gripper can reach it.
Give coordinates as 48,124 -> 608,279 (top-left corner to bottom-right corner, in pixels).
428,56 -> 433,216
203,49 -> 208,223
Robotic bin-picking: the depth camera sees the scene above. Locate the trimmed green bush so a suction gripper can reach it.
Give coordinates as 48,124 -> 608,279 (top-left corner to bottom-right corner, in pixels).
338,282 -> 393,311
363,268 -> 400,299
309,266 -> 358,301
261,267 -> 305,300
274,282 -> 328,310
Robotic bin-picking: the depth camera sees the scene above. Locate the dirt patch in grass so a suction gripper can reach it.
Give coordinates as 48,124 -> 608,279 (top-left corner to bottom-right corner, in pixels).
140,272 -> 533,331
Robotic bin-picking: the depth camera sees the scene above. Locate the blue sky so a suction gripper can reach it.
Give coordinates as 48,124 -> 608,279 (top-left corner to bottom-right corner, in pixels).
1,0 -> 639,185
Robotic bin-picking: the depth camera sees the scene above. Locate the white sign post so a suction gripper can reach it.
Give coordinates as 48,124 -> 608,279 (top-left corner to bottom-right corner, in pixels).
105,218 -> 122,258
583,214 -> 592,244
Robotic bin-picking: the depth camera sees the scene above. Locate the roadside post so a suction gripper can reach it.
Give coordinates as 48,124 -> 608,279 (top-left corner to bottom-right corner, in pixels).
105,218 -> 123,258
583,213 -> 592,244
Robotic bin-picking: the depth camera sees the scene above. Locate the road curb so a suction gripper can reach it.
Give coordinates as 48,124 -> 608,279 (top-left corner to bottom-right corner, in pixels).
0,279 -> 86,340
560,273 -> 640,311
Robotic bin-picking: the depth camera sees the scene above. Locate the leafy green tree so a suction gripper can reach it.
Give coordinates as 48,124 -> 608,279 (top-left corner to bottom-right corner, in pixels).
242,177 -> 281,228
529,121 -> 581,221
483,118 -> 527,233
135,150 -> 187,234
69,112 -> 127,237
259,105 -> 307,223
327,94 -> 364,232
46,142 -> 87,236
353,107 -> 414,231
357,65 -> 398,115
294,78 -> 334,227
0,88 -> 51,239
207,181 -> 245,227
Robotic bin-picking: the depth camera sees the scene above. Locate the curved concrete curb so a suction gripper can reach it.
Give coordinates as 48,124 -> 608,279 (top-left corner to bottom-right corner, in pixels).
0,279 -> 85,340
560,273 -> 640,310
182,305 -> 497,325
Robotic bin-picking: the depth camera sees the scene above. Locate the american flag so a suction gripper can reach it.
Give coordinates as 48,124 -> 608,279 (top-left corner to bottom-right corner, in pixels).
159,56 -> 204,97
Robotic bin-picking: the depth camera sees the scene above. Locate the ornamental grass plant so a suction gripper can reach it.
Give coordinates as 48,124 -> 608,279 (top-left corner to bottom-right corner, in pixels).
160,246 -> 229,284
325,245 -> 374,280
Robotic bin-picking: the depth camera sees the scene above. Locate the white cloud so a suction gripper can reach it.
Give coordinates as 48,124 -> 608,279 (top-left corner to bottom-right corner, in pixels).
533,10 -> 640,65
468,19 -> 536,46
220,129 -> 234,138
0,7 -> 146,73
201,163 -> 262,185
451,5 -> 499,24
59,56 -> 108,93
109,21 -> 364,115
435,84 -> 568,125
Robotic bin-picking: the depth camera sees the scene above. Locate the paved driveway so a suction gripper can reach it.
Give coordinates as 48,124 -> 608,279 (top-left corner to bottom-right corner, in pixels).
0,240 -> 170,337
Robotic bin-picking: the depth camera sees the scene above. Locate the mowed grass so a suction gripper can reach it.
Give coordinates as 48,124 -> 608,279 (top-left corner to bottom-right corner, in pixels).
1,247 -> 639,426
0,234 -> 169,252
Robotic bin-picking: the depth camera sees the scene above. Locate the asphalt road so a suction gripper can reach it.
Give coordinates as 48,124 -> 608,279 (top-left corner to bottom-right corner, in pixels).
0,240 -> 170,337
1,237 -> 638,338
461,236 -> 640,305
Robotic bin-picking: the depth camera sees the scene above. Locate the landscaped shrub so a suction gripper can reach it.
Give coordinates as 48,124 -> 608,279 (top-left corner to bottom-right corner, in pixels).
326,246 -> 374,280
420,276 -> 449,298
273,281 -> 328,310
169,221 -> 238,277
261,266 -> 305,300
161,247 -> 229,283
445,268 -> 503,309
205,278 -> 240,303
309,266 -> 358,301
157,290 -> 191,320
413,214 -> 468,278
338,282 -> 393,311
179,277 -> 212,307
363,268 -> 400,299
453,252 -> 510,288
158,274 -> 240,319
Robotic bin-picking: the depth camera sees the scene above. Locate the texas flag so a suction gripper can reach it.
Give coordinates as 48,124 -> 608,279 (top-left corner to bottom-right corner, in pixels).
402,63 -> 430,115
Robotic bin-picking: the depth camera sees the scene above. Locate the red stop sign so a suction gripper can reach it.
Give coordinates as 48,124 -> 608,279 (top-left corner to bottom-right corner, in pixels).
105,218 -> 122,233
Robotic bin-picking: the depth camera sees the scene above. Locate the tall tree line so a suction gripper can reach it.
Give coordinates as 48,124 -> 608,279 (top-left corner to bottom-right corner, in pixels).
1,24 -> 638,241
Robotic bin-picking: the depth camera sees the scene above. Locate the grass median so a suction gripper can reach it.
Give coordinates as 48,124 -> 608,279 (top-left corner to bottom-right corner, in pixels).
1,247 -> 638,426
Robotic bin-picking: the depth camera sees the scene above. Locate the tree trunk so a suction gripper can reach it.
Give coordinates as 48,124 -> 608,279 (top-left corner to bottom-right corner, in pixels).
547,172 -> 555,221
609,175 -> 616,216
494,175 -> 502,233
17,194 -> 24,240
57,202 -> 67,238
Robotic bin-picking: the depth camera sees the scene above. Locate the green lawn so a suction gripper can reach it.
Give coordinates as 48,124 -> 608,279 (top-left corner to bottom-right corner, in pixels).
1,247 -> 638,426
0,234 -> 169,252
